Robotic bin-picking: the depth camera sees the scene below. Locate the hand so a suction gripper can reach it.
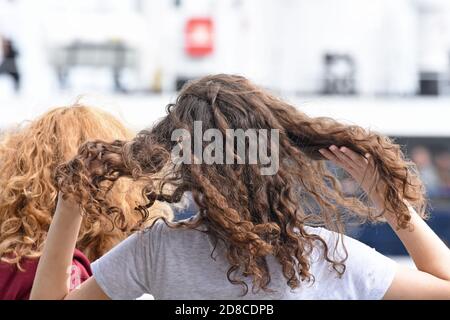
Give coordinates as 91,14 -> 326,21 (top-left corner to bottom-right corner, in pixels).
56,192 -> 80,216
319,145 -> 386,211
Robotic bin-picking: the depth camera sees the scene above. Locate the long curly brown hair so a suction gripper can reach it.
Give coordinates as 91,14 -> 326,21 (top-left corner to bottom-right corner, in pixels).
57,74 -> 426,295
0,105 -> 171,269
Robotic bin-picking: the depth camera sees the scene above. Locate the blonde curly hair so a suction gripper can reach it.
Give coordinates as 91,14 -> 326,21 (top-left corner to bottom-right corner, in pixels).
0,105 -> 171,269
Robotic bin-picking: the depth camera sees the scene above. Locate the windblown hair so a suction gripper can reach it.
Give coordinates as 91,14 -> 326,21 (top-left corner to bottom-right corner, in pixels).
57,75 -> 426,294
0,105 -> 171,269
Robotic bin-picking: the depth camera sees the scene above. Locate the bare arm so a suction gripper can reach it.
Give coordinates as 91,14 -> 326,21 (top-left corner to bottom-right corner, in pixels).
383,207 -> 450,299
384,204 -> 450,281
30,194 -> 109,300
320,145 -> 450,299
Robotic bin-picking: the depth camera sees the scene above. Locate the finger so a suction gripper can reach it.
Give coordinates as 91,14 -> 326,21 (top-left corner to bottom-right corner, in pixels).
340,147 -> 368,169
364,153 -> 377,169
334,146 -> 361,167
360,153 -> 378,184
329,145 -> 359,171
319,147 -> 355,173
319,148 -> 338,162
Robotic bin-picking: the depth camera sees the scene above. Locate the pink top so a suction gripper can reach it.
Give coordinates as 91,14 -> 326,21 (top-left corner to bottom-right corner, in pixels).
0,249 -> 92,300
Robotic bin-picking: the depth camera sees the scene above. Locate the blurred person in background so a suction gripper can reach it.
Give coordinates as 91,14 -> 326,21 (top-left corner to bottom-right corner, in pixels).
435,150 -> 450,196
0,37 -> 20,91
30,75 -> 450,300
410,145 -> 440,196
0,105 -> 171,300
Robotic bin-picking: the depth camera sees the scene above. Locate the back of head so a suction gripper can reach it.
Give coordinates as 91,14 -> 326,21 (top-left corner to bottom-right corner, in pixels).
58,74 -> 425,295
0,105 -> 170,267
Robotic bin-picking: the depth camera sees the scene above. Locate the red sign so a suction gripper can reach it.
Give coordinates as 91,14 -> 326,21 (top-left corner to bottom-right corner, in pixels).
185,17 -> 214,57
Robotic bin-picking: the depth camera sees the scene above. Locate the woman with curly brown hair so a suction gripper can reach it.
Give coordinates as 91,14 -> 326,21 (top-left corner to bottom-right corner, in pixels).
0,105 -> 170,299
32,75 -> 450,299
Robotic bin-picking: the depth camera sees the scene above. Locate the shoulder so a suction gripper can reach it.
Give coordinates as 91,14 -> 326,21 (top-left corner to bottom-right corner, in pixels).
304,225 -> 397,299
0,252 -> 92,299
306,225 -> 378,251
142,216 -> 204,237
141,218 -> 207,247
0,259 -> 37,299
305,225 -> 394,265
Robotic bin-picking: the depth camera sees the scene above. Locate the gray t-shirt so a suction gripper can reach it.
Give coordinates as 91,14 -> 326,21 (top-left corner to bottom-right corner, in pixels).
91,220 -> 397,300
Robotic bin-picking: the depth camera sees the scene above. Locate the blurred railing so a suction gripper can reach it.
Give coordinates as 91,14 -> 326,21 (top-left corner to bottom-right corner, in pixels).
50,41 -> 138,92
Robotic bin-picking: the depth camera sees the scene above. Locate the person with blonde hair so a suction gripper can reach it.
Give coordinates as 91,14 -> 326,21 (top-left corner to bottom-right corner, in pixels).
0,105 -> 171,299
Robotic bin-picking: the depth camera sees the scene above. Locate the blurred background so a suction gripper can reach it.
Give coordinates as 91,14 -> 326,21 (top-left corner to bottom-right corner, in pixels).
1,0 -> 450,264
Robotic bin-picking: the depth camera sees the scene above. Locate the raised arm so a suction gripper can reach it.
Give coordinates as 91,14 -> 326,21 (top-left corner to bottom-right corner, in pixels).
319,145 -> 450,299
30,193 -> 109,300
383,205 -> 450,299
